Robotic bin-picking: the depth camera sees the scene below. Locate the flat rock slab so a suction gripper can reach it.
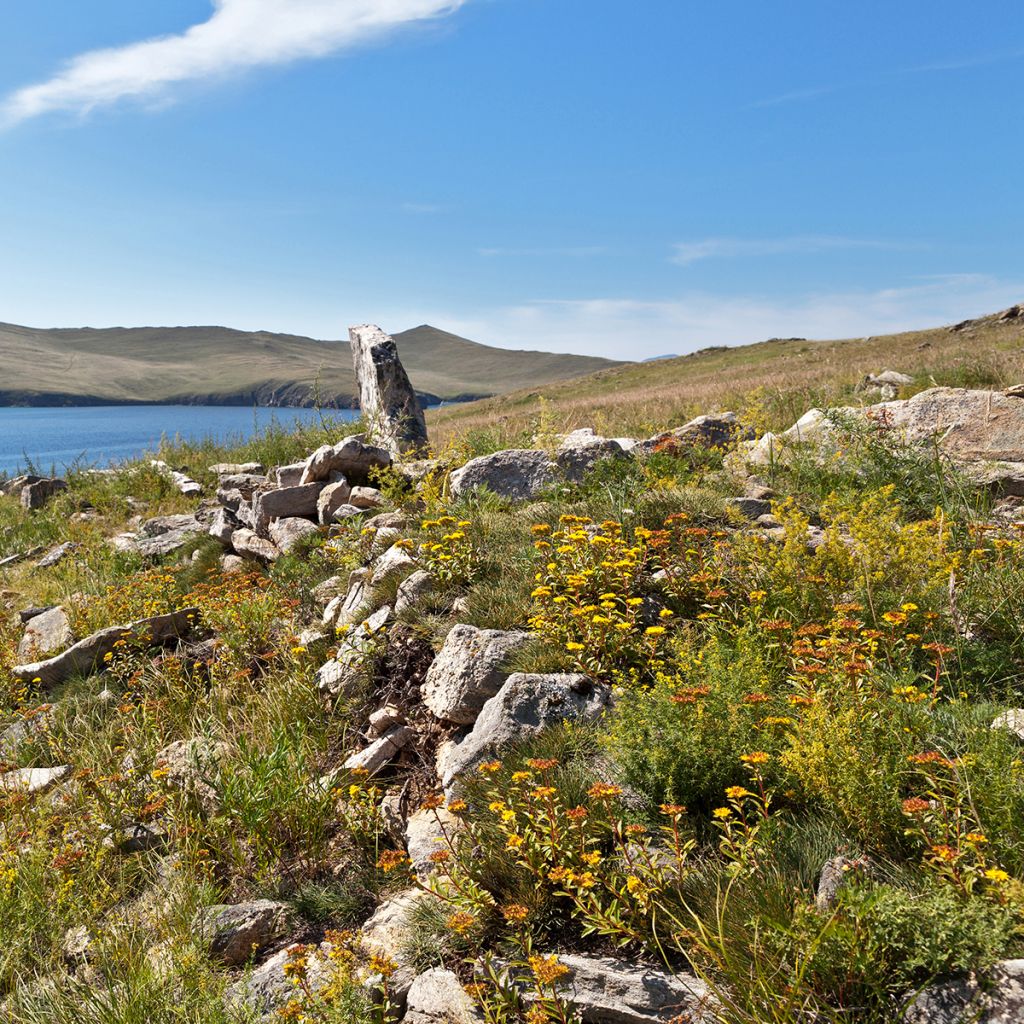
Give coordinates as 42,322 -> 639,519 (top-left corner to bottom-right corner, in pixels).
0,765 -> 72,795
11,607 -> 199,689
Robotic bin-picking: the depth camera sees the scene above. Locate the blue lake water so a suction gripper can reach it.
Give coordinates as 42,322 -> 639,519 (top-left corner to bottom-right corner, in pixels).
0,406 -> 358,476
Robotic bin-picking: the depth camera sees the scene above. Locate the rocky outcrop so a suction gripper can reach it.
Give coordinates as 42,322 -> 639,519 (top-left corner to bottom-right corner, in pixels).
300,436 -> 392,485
422,624 -> 531,725
554,429 -> 628,480
350,324 -> 429,455
11,608 -> 199,689
439,673 -> 611,788
268,516 -> 319,554
637,412 -> 750,456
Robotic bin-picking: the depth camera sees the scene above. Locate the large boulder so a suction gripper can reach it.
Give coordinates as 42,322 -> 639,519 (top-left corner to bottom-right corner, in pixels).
11,608 -> 199,689
422,624 -> 531,725
406,805 -> 462,881
360,889 -> 431,1000
196,899 -> 294,967
17,605 -> 73,661
350,324 -> 429,455
405,969 -> 484,1024
449,450 -> 556,502
439,673 -> 611,788
317,479 -> 353,524
871,387 -> 1024,494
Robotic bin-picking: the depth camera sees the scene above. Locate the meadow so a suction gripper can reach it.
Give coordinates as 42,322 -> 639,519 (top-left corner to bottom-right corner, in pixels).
0,328 -> 1023,1023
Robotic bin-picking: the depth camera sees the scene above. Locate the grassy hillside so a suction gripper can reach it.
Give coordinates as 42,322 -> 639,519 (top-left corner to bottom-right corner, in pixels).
428,306 -> 1024,444
0,322 -> 622,407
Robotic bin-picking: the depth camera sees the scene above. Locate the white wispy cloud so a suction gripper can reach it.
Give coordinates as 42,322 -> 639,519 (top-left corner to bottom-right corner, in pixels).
0,0 -> 468,127
750,46 -> 1024,109
671,236 -> 914,266
406,274 -> 1023,359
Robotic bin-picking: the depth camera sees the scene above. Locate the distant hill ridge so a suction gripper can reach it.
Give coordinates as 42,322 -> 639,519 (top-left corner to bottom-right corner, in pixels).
0,322 -> 624,408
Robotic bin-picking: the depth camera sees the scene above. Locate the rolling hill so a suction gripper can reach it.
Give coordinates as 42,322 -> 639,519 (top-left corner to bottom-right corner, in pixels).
0,322 -> 623,407
428,305 -> 1024,443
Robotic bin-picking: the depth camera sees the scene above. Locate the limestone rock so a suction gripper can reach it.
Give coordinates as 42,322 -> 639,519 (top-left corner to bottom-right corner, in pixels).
367,703 -> 406,738
991,709 -> 1024,742
449,450 -> 556,502
209,462 -> 264,476
0,704 -> 54,758
150,461 -> 201,497
349,485 -> 383,509
360,889 -> 430,999
904,958 -> 1024,1024
638,413 -> 750,456
221,553 -> 245,573
554,429 -> 628,481
12,608 -> 199,689
323,568 -> 372,630
311,574 -> 344,606
155,737 -> 228,815
216,473 -> 268,497
253,483 -> 324,526
269,516 -> 319,554
0,765 -> 72,794
300,436 -> 392,486
36,541 -> 76,568
405,969 -> 484,1024
317,479 -> 353,524
349,324 -> 429,455
369,543 -> 416,587
21,477 -> 67,510
209,507 -> 239,546
343,724 -> 414,775
493,953 -> 717,1024
316,604 -> 391,697
226,943 -> 332,1018
406,805 -> 461,881
423,624 -> 531,725
439,673 -> 610,788
232,528 -> 282,563
196,899 -> 293,967
395,569 -> 435,616
274,462 -> 306,487
18,605 -> 73,661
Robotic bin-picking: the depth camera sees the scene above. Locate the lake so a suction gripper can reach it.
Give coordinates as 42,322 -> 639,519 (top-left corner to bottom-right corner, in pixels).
0,405 -> 359,476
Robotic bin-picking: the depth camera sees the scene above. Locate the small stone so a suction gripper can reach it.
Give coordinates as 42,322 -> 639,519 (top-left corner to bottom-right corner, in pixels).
269,516 -> 319,554
317,479 -> 353,524
0,765 -> 72,794
405,968 -> 484,1024
232,528 -> 282,563
992,709 -> 1024,742
343,725 -> 415,776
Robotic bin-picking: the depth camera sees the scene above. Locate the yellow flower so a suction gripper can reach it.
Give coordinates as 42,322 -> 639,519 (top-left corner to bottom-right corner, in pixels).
644,626 -> 666,636
725,786 -> 752,799
713,807 -> 733,819
985,868 -> 1010,883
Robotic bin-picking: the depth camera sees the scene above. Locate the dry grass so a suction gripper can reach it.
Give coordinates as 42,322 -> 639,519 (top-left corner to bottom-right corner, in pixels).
428,310 -> 1024,445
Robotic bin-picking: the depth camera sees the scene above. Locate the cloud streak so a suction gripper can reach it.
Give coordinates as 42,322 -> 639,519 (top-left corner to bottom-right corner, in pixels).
671,236 -> 915,266
411,274 -> 1024,360
1,0 -> 468,127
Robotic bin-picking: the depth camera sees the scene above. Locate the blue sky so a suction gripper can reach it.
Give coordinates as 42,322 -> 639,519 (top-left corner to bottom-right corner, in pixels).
0,0 -> 1022,359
